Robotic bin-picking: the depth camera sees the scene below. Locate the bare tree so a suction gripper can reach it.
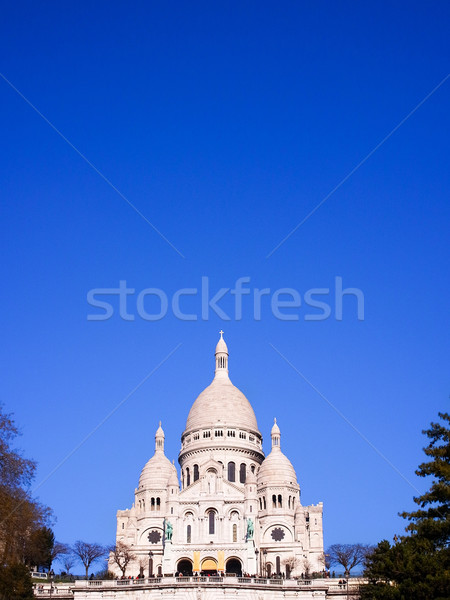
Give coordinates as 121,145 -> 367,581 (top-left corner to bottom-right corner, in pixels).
108,541 -> 136,578
281,556 -> 299,577
72,541 -> 106,579
50,542 -> 70,569
302,558 -> 312,578
318,551 -> 331,571
62,554 -> 75,574
327,544 -> 372,577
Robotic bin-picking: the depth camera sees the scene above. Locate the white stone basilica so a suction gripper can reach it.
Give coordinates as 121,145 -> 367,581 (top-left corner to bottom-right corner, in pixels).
110,333 -> 324,579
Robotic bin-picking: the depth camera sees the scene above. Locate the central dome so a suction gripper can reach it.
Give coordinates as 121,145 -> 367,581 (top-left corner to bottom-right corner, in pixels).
185,376 -> 259,431
184,332 -> 259,433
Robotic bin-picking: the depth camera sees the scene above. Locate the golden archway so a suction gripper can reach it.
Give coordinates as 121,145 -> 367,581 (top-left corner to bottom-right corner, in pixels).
201,557 -> 217,571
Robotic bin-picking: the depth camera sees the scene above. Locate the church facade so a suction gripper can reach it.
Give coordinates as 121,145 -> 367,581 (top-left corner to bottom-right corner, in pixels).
110,334 -> 324,579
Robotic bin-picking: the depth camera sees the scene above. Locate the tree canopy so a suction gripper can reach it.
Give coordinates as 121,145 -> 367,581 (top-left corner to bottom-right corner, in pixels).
72,541 -> 107,579
0,405 -> 53,599
326,543 -> 372,576
360,411 -> 450,600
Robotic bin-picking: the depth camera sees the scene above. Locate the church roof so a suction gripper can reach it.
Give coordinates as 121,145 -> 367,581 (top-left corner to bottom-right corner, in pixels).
138,423 -> 174,489
138,452 -> 174,489
184,333 -> 259,432
257,419 -> 298,487
257,448 -> 298,486
185,376 -> 259,431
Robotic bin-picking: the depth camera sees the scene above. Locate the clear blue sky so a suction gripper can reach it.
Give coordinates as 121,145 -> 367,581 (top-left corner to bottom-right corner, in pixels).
1,0 -> 449,566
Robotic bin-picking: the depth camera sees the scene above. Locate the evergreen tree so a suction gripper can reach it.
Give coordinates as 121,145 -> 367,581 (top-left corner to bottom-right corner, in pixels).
0,563 -> 34,600
400,411 -> 450,547
360,411 -> 450,599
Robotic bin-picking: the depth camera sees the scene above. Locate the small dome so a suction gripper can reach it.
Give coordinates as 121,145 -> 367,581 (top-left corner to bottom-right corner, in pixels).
257,448 -> 298,486
138,423 -> 173,489
138,452 -> 173,489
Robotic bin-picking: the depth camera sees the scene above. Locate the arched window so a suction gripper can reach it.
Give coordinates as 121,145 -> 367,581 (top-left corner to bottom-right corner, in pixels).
239,463 -> 246,483
259,498 -> 262,510
156,497 -> 161,510
193,464 -> 199,481
228,462 -> 236,482
266,563 -> 272,577
272,494 -> 277,508
186,467 -> 190,487
187,525 -> 191,543
122,523 -> 124,530
151,498 -> 155,511
208,511 -> 215,535
263,496 -> 266,509
233,524 -> 237,542
288,496 -> 291,509
278,494 -> 282,508
249,505 -> 252,513
276,556 -> 281,575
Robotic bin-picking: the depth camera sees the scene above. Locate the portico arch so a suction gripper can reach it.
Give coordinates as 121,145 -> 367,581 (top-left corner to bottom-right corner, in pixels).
201,557 -> 217,574
177,559 -> 193,576
225,557 -> 242,576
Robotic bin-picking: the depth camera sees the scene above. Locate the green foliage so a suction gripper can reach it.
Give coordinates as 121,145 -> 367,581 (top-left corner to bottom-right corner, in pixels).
361,537 -> 450,600
24,527 -> 54,571
400,412 -> 450,547
360,411 -> 450,599
0,563 -> 34,600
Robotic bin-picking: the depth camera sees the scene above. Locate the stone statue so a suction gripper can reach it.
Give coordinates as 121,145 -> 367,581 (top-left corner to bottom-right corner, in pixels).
164,519 -> 173,541
246,518 -> 254,540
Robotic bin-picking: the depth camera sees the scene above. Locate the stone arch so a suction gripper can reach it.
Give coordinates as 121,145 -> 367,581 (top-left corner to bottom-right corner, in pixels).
139,526 -> 163,544
177,559 -> 193,576
201,557 -> 217,574
263,524 -> 293,543
228,508 -> 240,519
226,557 -> 242,576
